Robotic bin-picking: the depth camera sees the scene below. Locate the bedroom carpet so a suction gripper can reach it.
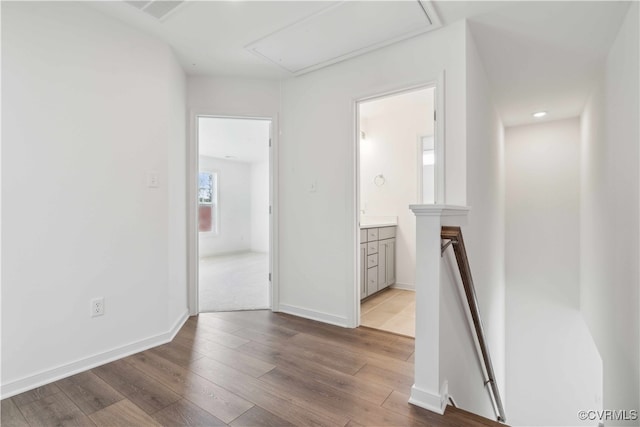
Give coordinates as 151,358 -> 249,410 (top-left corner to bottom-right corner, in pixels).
198,251 -> 269,312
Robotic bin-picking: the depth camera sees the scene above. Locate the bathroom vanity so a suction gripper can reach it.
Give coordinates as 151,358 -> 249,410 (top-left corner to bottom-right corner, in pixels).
360,224 -> 396,300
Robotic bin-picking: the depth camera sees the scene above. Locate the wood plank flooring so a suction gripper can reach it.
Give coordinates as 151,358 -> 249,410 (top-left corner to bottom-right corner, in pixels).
2,310 -> 504,427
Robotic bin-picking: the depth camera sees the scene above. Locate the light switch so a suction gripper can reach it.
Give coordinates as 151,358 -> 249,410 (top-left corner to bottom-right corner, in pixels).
147,172 -> 159,188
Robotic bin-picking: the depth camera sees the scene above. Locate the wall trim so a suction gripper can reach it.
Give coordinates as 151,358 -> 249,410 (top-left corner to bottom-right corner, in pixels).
279,304 -> 349,328
1,310 -> 189,399
391,282 -> 415,291
409,381 -> 448,415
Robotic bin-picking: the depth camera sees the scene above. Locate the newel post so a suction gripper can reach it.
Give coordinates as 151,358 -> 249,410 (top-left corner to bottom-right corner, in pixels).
408,205 -> 470,414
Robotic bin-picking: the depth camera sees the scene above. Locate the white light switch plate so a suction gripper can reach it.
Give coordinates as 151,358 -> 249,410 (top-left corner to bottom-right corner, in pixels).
147,172 -> 159,188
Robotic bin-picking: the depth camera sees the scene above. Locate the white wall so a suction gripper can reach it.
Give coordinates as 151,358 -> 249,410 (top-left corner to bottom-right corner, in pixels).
251,159 -> 270,253
198,156 -> 252,257
506,119 -> 581,304
436,26 -> 507,419
580,4 -> 640,424
1,2 -> 187,396
188,76 -> 280,119
505,118 -> 603,426
359,89 -> 433,289
279,21 -> 467,326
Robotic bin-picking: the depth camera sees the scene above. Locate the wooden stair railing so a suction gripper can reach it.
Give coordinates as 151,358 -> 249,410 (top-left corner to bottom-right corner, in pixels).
441,226 -> 507,423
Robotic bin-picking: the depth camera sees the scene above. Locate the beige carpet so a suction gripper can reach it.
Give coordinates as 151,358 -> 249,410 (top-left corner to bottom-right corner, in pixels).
198,251 -> 270,312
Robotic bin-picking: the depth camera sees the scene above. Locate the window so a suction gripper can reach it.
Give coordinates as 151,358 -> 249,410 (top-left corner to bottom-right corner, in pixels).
421,135 -> 436,204
198,171 -> 218,234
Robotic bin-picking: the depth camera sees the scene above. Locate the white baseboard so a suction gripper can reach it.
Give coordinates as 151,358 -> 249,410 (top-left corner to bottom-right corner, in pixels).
1,310 -> 189,399
391,282 -> 415,291
409,381 -> 448,415
279,304 -> 348,328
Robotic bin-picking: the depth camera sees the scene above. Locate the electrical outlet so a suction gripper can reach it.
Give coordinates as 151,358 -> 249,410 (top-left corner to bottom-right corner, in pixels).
90,297 -> 104,317
146,172 -> 159,188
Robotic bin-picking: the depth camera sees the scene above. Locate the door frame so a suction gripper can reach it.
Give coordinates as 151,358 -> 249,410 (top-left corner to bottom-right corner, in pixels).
187,111 -> 279,315
351,74 -> 444,327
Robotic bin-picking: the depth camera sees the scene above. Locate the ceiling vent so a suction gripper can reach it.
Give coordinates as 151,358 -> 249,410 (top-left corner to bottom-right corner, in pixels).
125,1 -> 186,21
245,0 -> 441,76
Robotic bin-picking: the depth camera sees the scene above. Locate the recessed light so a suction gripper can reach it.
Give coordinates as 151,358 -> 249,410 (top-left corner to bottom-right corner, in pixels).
532,111 -> 547,118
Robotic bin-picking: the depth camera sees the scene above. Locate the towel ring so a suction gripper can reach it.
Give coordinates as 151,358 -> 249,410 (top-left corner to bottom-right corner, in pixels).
374,174 -> 385,187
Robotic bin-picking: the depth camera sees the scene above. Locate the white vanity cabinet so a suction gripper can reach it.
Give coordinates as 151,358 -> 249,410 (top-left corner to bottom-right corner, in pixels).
378,238 -> 396,289
360,243 -> 367,298
360,225 -> 396,300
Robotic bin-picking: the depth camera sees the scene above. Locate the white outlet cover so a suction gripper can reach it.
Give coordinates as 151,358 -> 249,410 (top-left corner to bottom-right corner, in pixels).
91,297 -> 104,317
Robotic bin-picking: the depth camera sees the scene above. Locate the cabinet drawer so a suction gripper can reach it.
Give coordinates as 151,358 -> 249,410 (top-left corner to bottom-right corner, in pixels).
367,241 -> 378,255
367,266 -> 378,295
367,228 -> 379,241
379,226 -> 396,239
360,229 -> 368,243
367,253 -> 378,268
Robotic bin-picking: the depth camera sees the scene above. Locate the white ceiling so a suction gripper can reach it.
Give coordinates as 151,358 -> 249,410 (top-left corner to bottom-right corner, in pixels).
90,1 -> 632,126
455,1 -> 631,126
198,117 -> 270,164
91,1 -> 334,78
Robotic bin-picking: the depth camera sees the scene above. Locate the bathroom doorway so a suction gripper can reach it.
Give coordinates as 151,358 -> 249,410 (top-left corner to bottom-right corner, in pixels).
356,85 -> 436,337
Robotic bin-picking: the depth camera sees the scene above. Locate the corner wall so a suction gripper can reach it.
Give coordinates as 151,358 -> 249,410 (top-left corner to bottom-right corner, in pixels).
1,2 -> 188,396
580,3 -> 639,423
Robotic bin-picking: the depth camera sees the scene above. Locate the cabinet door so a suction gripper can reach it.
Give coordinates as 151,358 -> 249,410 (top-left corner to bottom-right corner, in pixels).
360,243 -> 367,299
386,238 -> 396,286
378,240 -> 387,289
367,266 -> 378,296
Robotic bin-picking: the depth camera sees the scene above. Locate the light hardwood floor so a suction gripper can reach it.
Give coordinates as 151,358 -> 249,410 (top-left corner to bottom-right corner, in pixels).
2,310 -> 504,427
361,288 -> 416,337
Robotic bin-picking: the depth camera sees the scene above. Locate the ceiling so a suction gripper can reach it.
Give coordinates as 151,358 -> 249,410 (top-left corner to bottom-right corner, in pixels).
458,1 -> 630,126
90,1 -> 632,126
198,117 -> 270,164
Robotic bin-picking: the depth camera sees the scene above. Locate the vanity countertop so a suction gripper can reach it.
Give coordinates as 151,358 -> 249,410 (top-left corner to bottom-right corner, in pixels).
360,216 -> 398,229
360,222 -> 397,229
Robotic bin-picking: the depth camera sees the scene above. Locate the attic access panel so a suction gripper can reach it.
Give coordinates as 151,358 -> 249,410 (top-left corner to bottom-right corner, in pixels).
125,0 -> 185,20
245,1 -> 440,76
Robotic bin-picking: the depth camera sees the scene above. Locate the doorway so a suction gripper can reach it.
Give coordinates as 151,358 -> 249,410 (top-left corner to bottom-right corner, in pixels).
356,86 -> 436,337
195,116 -> 272,312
